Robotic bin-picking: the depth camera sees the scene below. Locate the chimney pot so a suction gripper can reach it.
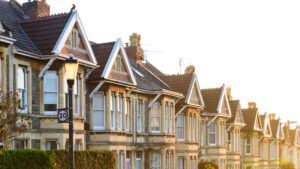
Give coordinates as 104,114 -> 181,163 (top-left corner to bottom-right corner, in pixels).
248,102 -> 256,109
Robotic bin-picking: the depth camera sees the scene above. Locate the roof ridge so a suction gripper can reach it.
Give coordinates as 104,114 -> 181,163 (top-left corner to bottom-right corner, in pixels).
92,41 -> 116,46
161,73 -> 194,77
19,12 -> 70,23
201,87 -> 222,91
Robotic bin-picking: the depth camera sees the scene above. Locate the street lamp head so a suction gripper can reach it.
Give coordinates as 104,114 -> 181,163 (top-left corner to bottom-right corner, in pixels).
64,54 -> 79,81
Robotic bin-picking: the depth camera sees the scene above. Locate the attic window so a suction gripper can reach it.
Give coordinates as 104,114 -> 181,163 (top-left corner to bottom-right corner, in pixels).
113,55 -> 126,73
71,29 -> 79,48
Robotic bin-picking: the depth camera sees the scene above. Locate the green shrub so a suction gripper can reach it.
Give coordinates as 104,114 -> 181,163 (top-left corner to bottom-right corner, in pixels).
280,160 -> 295,169
246,166 -> 252,169
0,150 -> 116,169
198,161 -> 218,169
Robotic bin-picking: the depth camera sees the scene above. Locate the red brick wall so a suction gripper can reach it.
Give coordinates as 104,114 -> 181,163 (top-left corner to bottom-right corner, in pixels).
108,71 -> 131,83
22,0 -> 50,19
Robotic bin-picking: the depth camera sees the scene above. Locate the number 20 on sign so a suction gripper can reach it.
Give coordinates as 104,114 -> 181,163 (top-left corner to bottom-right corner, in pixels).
57,108 -> 69,123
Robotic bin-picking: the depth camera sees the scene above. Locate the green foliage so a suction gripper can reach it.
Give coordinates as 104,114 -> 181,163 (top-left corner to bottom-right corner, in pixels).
280,160 -> 295,169
246,166 -> 252,169
0,149 -> 116,169
198,161 -> 219,169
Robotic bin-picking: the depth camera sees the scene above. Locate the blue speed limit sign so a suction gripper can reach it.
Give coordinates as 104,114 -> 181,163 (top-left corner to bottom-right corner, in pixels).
57,108 -> 68,123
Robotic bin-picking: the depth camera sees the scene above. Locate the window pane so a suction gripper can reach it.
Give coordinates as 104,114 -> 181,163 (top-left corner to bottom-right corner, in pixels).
17,67 -> 25,90
44,72 -> 57,92
93,93 -> 105,129
44,93 -> 57,104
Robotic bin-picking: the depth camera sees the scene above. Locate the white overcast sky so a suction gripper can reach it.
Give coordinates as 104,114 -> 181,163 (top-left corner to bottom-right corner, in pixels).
19,0 -> 300,123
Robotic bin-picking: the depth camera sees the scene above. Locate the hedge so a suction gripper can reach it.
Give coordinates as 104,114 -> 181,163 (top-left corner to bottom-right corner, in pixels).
0,150 -> 116,169
198,161 -> 219,169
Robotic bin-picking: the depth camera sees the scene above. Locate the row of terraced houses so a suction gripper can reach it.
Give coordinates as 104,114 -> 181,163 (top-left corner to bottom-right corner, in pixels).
1,1 -> 300,169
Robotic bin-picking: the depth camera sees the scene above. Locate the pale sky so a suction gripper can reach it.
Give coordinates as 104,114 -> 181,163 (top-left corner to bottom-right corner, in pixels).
19,0 -> 300,123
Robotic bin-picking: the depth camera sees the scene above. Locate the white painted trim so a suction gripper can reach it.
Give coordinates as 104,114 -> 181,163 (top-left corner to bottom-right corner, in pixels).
175,105 -> 188,117
148,94 -> 161,109
216,84 -> 232,116
185,75 -> 205,107
101,38 -> 137,85
38,58 -> 56,79
85,68 -> 94,80
0,35 -> 16,44
226,123 -> 234,131
207,115 -> 219,126
51,10 -> 97,64
89,81 -> 105,98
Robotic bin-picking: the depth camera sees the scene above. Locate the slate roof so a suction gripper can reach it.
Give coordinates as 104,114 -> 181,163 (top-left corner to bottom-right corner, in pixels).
160,74 -> 193,102
88,42 -> 115,81
241,108 -> 259,131
142,61 -> 165,77
227,100 -> 240,123
20,13 -> 70,54
201,87 -> 222,113
131,63 -> 170,91
270,119 -> 279,138
0,0 -> 40,54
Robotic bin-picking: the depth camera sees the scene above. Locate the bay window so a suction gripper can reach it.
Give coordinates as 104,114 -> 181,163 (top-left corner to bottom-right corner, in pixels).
151,102 -> 161,133
209,122 -> 216,145
165,102 -> 169,133
119,95 -> 123,130
119,152 -> 124,169
176,113 -> 185,140
44,71 -> 58,115
246,137 -> 251,154
169,103 -> 173,134
270,143 -> 275,160
125,98 -> 130,131
111,93 -> 116,129
17,66 -> 27,113
136,152 -> 142,169
136,100 -> 142,133
152,152 -> 161,169
93,92 -> 105,130
75,76 -> 81,116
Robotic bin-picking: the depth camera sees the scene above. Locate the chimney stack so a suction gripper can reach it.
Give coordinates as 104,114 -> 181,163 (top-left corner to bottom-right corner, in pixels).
22,0 -> 50,19
126,33 -> 144,64
269,113 -> 276,120
130,33 -> 141,47
248,102 -> 256,109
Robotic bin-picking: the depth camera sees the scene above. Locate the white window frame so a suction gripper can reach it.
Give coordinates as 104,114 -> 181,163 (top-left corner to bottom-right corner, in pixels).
118,95 -> 123,130
125,98 -> 130,131
111,93 -> 116,130
135,152 -> 142,169
270,142 -> 275,160
176,113 -> 185,141
44,140 -> 58,150
93,92 -> 105,130
44,71 -> 58,115
75,76 -> 81,116
119,152 -> 124,169
165,102 -> 169,133
152,152 -> 161,169
165,153 -> 169,169
169,103 -> 173,134
151,102 -> 161,133
17,66 -> 27,113
246,137 -> 251,154
209,122 -> 216,146
136,100 -> 142,133
177,157 -> 184,169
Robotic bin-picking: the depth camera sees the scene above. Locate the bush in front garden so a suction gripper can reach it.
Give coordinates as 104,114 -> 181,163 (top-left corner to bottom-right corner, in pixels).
0,149 -> 116,169
198,161 -> 219,169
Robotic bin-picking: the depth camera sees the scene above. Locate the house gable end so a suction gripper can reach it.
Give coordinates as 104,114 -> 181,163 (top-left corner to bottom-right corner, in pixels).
186,75 -> 204,107
101,39 -> 137,85
52,10 -> 96,64
217,85 -> 231,115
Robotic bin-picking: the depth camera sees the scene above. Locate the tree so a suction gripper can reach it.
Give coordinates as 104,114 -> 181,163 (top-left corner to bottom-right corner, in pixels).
198,161 -> 218,169
0,92 -> 30,148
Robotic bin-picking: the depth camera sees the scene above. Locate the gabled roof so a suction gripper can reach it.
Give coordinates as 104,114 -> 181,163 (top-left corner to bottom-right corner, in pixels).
270,119 -> 280,139
283,124 -> 290,144
142,61 -> 165,77
89,39 -> 136,85
242,108 -> 262,132
290,129 -> 296,145
160,74 -> 204,107
228,100 -> 244,124
260,113 -> 272,137
20,13 -> 70,55
201,85 -> 231,115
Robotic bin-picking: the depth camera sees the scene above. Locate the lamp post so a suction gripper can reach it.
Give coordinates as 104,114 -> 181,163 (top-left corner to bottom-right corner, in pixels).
64,55 -> 79,169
